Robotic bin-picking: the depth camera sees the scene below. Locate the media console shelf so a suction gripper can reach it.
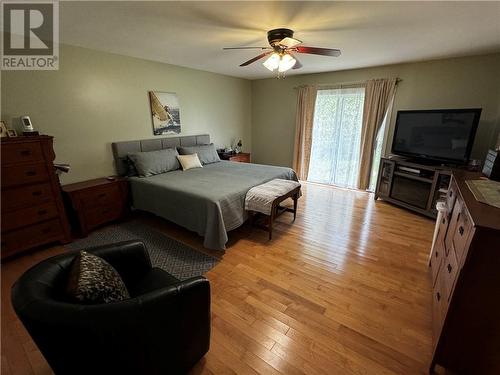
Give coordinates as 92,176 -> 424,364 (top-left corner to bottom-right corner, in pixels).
374,156 -> 452,218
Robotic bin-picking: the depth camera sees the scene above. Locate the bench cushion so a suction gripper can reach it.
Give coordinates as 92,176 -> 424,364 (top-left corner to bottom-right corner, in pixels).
245,179 -> 301,215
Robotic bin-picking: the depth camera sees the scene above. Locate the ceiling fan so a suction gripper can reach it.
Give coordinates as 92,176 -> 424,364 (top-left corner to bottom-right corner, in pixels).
223,28 -> 341,77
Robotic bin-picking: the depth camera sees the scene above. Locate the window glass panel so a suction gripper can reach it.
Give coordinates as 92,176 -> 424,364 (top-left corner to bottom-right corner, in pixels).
308,87 -> 365,189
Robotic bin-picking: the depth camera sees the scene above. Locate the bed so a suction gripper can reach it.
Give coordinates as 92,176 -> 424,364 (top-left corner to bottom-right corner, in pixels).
112,135 -> 298,250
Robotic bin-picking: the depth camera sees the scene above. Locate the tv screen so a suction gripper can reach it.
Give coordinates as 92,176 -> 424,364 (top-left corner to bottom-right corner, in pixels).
391,109 -> 481,163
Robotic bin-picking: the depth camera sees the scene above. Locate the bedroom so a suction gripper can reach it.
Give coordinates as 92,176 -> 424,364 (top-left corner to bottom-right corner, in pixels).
1,1 -> 500,374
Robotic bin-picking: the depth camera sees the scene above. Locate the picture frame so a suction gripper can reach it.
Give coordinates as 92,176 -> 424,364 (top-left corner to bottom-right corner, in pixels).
7,129 -> 18,137
148,91 -> 181,135
0,121 -> 8,138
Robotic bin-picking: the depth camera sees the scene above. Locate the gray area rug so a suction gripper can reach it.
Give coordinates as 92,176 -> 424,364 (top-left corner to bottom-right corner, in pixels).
66,220 -> 218,280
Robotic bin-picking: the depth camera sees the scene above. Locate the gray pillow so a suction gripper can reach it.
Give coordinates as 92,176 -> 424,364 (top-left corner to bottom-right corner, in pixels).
128,148 -> 180,177
178,143 -> 220,165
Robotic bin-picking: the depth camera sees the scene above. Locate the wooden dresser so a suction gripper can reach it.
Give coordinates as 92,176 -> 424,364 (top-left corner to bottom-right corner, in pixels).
429,171 -> 500,373
1,136 -> 71,259
62,177 -> 129,236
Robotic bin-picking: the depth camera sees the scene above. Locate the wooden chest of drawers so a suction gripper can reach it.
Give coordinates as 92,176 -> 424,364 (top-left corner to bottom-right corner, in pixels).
1,136 -> 71,259
62,178 -> 129,236
429,171 -> 500,374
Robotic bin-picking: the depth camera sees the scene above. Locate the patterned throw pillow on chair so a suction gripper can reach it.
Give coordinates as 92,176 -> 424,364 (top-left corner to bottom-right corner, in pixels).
66,251 -> 130,304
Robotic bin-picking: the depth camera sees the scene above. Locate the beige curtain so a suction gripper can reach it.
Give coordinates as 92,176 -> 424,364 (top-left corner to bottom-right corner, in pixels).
357,78 -> 397,190
293,86 -> 318,180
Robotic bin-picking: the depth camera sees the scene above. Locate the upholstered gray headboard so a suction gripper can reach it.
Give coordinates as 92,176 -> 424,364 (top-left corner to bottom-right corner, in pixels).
111,134 -> 210,176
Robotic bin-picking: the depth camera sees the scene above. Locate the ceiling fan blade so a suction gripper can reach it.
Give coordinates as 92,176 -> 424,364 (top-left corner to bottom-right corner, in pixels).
239,51 -> 273,67
278,37 -> 302,48
223,47 -> 271,50
295,46 -> 341,57
292,56 -> 303,69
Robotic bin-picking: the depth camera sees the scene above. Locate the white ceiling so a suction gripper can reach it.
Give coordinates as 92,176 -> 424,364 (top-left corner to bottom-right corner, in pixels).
60,1 -> 500,80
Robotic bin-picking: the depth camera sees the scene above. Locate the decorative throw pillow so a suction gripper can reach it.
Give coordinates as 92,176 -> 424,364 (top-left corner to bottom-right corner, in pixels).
128,148 -> 180,177
125,156 -> 138,177
178,143 -> 220,165
66,251 -> 130,304
177,153 -> 203,171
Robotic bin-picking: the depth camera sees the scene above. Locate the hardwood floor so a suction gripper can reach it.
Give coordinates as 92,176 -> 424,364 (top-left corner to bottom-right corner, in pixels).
1,182 -> 435,375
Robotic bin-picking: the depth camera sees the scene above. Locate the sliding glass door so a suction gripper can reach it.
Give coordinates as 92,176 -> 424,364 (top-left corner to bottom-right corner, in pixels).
308,87 -> 365,189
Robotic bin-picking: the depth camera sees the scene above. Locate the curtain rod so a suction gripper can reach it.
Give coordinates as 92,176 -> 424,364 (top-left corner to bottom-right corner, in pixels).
294,78 -> 402,90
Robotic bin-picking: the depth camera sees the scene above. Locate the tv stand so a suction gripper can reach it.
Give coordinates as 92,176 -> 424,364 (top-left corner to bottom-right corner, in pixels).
374,156 -> 452,218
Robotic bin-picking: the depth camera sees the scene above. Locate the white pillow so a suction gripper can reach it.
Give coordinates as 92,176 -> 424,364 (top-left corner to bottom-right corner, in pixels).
177,153 -> 203,171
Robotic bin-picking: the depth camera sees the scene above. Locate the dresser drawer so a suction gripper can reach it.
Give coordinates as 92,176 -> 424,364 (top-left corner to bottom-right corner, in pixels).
83,204 -> 123,230
1,142 -> 44,164
1,219 -> 63,257
452,205 -> 473,263
430,238 -> 444,287
445,196 -> 462,255
77,184 -> 122,210
1,162 -> 50,187
2,202 -> 59,232
432,269 -> 447,345
442,245 -> 459,301
1,183 -> 54,211
446,180 -> 457,213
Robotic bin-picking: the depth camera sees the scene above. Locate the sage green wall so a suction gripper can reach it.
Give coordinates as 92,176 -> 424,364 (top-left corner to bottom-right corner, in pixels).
251,53 -> 500,167
1,45 -> 252,184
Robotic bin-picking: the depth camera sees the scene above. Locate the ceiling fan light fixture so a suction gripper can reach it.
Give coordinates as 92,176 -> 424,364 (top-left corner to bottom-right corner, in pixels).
263,53 -> 280,71
278,54 -> 296,72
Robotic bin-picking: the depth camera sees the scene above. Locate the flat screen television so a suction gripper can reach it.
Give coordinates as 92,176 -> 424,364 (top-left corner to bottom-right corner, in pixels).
391,108 -> 481,164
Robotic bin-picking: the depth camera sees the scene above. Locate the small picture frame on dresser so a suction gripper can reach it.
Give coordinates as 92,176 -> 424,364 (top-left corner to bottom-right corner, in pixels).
7,129 -> 17,137
0,121 -> 7,137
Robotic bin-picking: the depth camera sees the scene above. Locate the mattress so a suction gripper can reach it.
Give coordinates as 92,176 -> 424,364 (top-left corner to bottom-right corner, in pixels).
128,160 -> 298,250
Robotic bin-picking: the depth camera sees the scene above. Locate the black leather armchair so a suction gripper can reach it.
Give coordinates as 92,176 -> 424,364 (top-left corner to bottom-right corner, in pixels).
11,240 -> 211,375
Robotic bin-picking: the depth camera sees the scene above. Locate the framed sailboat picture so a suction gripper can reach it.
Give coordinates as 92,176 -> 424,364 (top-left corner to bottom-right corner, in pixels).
148,91 -> 181,135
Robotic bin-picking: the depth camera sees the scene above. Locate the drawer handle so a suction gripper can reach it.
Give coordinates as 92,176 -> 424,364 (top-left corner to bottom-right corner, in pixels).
459,226 -> 464,236
20,150 -> 32,156
26,170 -> 37,176
436,292 -> 441,302
32,190 -> 42,196
447,264 -> 452,273
38,209 -> 47,215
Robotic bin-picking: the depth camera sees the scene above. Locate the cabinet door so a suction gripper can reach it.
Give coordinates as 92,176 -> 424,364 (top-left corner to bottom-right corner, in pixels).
375,159 -> 395,198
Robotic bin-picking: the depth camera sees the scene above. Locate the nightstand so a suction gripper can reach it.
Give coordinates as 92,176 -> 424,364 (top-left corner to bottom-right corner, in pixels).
62,177 -> 129,236
218,152 -> 251,163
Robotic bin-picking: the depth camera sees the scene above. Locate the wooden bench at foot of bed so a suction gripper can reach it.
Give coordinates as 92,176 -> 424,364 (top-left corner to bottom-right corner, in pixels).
245,179 -> 301,240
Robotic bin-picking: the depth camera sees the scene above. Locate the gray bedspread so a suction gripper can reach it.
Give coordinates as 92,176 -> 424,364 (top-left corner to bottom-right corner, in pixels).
128,161 -> 298,250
